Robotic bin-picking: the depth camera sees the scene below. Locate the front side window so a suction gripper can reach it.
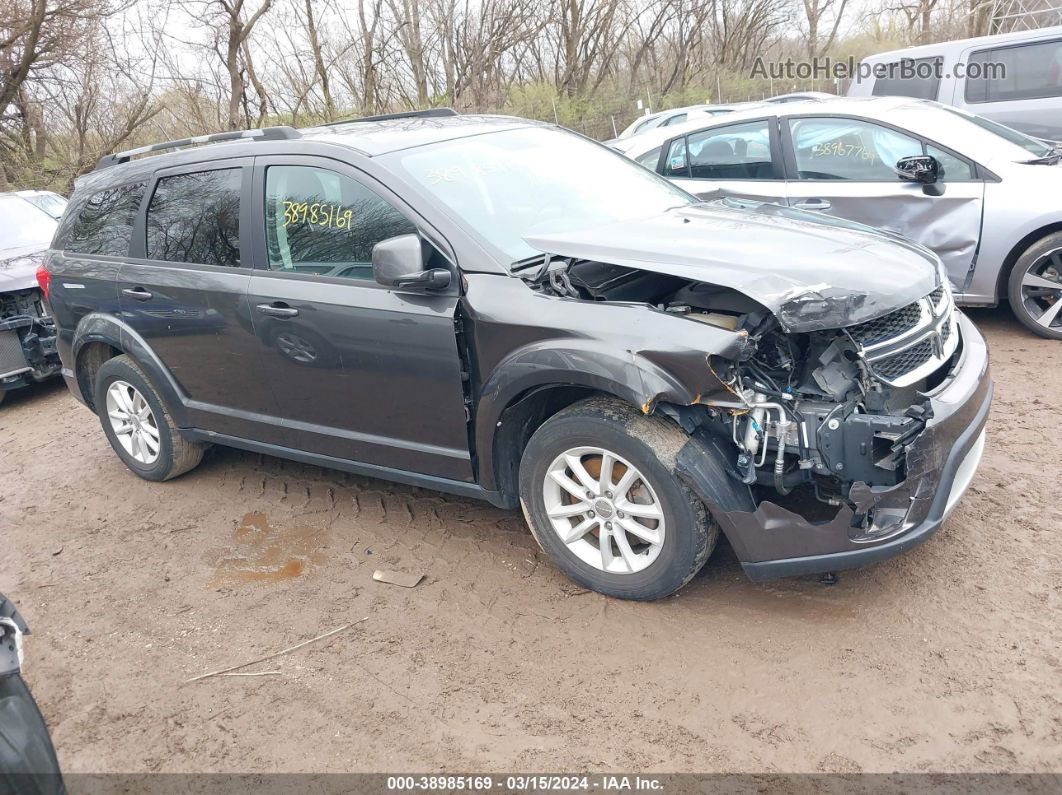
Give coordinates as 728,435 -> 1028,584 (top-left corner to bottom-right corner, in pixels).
146,169 -> 241,267
871,56 -> 943,100
791,118 -> 923,180
661,113 -> 687,127
264,165 -> 415,280
686,120 -> 775,179
61,183 -> 144,256
381,127 -> 694,263
966,39 -> 1062,103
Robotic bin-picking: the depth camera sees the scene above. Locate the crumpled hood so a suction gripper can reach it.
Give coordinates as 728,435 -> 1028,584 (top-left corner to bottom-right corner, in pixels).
0,244 -> 48,293
525,201 -> 942,332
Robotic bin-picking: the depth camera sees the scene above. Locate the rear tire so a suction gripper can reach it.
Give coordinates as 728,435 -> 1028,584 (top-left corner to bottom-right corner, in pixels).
1007,232 -> 1062,340
93,355 -> 206,481
519,396 -> 716,600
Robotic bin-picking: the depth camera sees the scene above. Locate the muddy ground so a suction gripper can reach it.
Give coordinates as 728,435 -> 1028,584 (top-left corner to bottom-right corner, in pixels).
1,306 -> 1060,775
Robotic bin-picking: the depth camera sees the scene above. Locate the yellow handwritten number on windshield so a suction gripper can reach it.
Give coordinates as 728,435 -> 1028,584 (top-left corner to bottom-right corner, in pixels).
283,201 -> 354,230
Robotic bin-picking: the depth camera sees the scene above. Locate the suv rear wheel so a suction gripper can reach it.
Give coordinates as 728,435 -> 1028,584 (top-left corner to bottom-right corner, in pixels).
519,397 -> 717,600
1008,232 -> 1062,340
93,355 -> 206,481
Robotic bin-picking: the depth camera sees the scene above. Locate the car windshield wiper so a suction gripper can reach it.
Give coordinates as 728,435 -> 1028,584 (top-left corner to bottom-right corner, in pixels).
1022,145 -> 1062,165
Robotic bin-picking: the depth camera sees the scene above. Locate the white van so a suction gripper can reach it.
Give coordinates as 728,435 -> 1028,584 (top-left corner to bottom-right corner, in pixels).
848,26 -> 1062,140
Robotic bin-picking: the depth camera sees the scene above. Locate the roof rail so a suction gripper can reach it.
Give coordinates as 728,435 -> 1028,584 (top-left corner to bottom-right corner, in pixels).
94,126 -> 301,171
321,108 -> 459,127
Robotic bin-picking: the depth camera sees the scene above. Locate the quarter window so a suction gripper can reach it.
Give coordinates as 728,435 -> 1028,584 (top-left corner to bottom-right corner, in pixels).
926,144 -> 975,181
965,39 -> 1062,103
790,118 -> 923,181
871,56 -> 943,100
635,146 -> 662,170
685,120 -> 775,179
264,165 -> 415,281
146,169 -> 241,267
61,183 -> 144,256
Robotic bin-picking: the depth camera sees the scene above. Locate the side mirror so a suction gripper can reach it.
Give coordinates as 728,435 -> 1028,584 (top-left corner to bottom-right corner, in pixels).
372,234 -> 451,291
896,155 -> 945,195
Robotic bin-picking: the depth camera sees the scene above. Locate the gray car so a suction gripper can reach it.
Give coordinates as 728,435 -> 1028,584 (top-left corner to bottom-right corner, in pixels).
622,96 -> 1062,339
42,111 -> 991,600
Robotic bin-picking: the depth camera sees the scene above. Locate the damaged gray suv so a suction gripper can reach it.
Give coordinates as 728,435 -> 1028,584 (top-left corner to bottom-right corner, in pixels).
41,110 -> 992,600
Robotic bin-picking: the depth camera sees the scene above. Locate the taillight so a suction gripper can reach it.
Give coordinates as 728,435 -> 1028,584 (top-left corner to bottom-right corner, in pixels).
35,264 -> 51,300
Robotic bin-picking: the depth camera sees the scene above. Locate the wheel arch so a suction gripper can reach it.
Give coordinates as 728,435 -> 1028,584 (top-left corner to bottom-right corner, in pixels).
996,222 -> 1062,301
71,314 -> 188,424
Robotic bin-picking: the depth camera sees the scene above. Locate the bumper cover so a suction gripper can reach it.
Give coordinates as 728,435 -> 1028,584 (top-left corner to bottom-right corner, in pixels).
721,313 -> 992,581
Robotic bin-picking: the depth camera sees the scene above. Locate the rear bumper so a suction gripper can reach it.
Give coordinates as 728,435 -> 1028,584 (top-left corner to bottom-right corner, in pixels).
725,313 -> 992,581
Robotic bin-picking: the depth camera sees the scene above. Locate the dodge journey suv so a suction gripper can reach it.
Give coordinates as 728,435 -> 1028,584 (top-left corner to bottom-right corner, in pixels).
41,110 -> 992,600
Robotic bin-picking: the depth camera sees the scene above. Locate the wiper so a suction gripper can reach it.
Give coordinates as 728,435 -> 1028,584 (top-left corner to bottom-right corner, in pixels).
1022,145 -> 1062,165
511,254 -> 547,273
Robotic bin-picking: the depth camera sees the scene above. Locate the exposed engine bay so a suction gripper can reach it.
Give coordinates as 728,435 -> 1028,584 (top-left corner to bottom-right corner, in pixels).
520,256 -> 962,534
0,287 -> 61,393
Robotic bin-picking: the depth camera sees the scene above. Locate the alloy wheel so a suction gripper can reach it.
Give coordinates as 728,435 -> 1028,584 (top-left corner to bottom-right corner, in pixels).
105,380 -> 161,464
542,446 -> 665,574
1019,248 -> 1062,331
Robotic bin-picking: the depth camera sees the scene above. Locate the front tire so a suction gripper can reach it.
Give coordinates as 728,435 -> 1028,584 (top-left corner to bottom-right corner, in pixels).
93,355 -> 206,481
519,397 -> 717,600
1008,232 -> 1062,340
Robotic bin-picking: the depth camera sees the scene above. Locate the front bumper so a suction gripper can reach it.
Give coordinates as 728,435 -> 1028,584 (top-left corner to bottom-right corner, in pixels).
720,312 -> 992,581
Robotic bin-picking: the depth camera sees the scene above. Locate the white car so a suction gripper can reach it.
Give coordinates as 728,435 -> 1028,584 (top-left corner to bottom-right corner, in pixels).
620,96 -> 1062,338
612,104 -> 745,141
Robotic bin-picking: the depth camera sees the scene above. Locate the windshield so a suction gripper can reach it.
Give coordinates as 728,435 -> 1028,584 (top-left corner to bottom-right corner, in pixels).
0,195 -> 58,251
937,106 -> 1054,158
382,126 -> 696,263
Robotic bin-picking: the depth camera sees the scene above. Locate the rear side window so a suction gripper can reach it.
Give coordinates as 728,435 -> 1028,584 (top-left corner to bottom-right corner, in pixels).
60,183 -> 144,256
871,56 -> 943,100
685,120 -> 775,179
146,169 -> 241,267
635,146 -> 662,170
965,39 -> 1062,103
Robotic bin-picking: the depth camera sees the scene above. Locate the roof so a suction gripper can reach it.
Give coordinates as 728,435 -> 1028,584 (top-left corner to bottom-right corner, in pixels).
858,24 -> 1062,63
300,113 -> 544,156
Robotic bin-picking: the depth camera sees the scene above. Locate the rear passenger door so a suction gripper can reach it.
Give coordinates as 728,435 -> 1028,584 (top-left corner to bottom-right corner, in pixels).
118,159 -> 283,443
246,156 -> 473,482
658,118 -> 788,204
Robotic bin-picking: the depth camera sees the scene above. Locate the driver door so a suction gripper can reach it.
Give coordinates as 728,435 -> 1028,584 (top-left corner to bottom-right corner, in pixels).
246,155 -> 473,482
781,115 -> 985,291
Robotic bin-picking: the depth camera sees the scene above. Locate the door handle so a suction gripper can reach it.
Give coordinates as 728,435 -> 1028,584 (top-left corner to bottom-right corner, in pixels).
256,302 -> 299,318
122,287 -> 153,301
792,199 -> 832,211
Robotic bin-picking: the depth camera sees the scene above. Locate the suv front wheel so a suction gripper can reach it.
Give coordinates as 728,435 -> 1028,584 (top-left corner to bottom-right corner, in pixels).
93,355 -> 206,481
519,397 -> 717,600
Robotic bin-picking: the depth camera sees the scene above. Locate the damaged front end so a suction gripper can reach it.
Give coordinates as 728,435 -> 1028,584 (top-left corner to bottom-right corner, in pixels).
517,225 -> 992,580
0,287 -> 60,395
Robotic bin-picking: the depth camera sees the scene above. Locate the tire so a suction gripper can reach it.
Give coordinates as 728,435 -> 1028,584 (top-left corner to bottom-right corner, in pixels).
93,355 -> 206,481
1007,231 -> 1062,340
0,390 -> 5,407
0,673 -> 65,795
519,396 -> 717,600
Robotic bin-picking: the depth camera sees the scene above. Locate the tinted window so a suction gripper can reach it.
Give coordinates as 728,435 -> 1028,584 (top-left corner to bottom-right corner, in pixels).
661,113 -> 687,127
146,169 -> 241,267
685,120 -> 775,179
871,56 -> 943,100
61,183 -> 144,256
791,118 -> 922,180
966,40 -> 1062,103
264,165 -> 415,280
663,137 -> 689,177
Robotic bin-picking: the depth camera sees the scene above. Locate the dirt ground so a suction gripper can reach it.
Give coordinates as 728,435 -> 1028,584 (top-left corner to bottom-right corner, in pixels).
1,306 -> 1060,775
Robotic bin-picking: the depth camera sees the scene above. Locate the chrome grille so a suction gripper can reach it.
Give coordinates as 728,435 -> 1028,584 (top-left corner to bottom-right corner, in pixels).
845,286 -> 958,388
872,339 -> 935,379
848,302 -> 923,345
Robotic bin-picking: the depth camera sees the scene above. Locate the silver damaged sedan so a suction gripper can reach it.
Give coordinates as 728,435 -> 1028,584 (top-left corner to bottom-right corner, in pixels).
619,96 -> 1062,339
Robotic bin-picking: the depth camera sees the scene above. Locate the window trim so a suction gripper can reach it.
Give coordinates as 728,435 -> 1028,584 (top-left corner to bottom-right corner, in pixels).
779,113 -> 986,184
963,38 -> 1062,105
248,154 -> 459,295
657,116 -> 785,182
134,157 -> 253,271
